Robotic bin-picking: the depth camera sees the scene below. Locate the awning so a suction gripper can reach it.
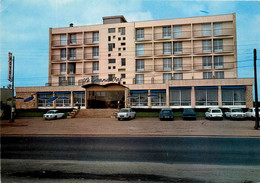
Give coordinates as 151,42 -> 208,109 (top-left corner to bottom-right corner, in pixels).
39,97 -> 49,100
59,97 -> 69,99
148,94 -> 158,98
222,86 -> 246,89
48,96 -> 58,102
36,92 -> 52,95
130,90 -> 148,94
73,91 -> 85,94
24,96 -> 33,102
150,90 -> 166,93
169,87 -> 192,90
15,97 -> 24,100
54,91 -> 70,94
127,95 -> 138,98
195,86 -> 218,90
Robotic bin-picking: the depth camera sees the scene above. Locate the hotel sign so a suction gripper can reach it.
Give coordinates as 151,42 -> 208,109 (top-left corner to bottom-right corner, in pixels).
8,52 -> 12,82
80,77 -> 122,84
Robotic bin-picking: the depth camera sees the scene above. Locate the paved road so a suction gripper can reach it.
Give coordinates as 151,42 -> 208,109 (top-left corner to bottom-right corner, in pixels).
2,136 -> 260,165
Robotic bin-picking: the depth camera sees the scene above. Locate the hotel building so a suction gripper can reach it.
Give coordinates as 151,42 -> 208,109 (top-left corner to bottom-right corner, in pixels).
16,13 -> 253,110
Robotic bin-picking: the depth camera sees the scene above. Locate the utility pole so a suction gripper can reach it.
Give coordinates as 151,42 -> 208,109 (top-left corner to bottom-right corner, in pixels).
8,52 -> 15,123
254,49 -> 259,129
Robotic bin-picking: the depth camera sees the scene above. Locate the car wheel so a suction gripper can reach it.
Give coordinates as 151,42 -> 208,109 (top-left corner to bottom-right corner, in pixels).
62,115 -> 65,119
54,116 -> 57,120
128,116 -> 131,120
118,118 -> 121,121
133,115 -> 136,119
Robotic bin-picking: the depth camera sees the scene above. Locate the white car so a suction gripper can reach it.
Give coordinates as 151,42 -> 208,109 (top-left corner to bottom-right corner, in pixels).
44,110 -> 65,120
117,108 -> 136,120
245,108 -> 260,119
205,108 -> 223,120
225,108 -> 246,119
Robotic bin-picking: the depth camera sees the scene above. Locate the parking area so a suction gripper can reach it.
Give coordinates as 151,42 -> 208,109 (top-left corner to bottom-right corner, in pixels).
1,117 -> 259,137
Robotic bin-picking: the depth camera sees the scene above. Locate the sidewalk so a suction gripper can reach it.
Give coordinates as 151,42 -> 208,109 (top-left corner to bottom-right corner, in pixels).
1,117 -> 259,137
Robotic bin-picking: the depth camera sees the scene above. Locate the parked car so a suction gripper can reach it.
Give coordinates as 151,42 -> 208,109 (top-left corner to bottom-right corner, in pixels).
245,108 -> 260,119
205,108 -> 223,120
182,108 -> 196,120
44,110 -> 66,120
117,108 -> 136,120
225,108 -> 246,119
159,108 -> 174,121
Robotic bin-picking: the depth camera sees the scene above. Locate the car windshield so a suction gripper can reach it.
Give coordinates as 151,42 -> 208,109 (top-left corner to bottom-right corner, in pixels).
162,110 -> 171,114
120,109 -> 129,112
232,109 -> 243,112
46,111 -> 55,114
212,110 -> 221,113
184,109 -> 194,113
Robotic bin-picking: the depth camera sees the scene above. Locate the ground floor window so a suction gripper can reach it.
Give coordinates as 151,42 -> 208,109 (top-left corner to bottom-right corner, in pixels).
150,90 -> 166,106
195,87 -> 218,106
222,86 -> 246,106
37,93 -> 53,107
73,92 -> 85,107
130,91 -> 148,107
55,92 -> 71,107
169,87 -> 191,106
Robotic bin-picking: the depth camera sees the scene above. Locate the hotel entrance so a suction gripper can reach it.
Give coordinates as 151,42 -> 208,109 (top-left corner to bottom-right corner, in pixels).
82,83 -> 128,109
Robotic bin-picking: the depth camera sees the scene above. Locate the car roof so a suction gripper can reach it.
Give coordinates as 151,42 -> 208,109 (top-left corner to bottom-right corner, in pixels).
161,108 -> 172,111
48,110 -> 58,112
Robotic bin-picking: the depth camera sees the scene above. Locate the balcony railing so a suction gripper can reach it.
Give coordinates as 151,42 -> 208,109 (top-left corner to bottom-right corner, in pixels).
154,65 -> 172,72
85,53 -> 99,60
68,39 -> 83,46
84,38 -> 99,45
154,33 -> 171,40
154,49 -> 172,56
193,28 -> 233,38
52,40 -> 67,47
51,55 -> 66,61
135,34 -> 152,41
68,54 -> 83,60
136,65 -> 153,72
84,68 -> 99,74
51,68 -> 82,75
136,50 -> 153,57
173,31 -> 191,39
214,45 -> 234,53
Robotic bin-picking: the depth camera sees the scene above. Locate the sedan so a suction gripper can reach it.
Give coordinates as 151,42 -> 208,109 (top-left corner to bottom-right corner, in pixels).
117,108 -> 136,120
43,110 -> 66,120
205,108 -> 223,120
225,108 -> 246,120
182,108 -> 196,120
245,108 -> 260,119
159,108 -> 174,121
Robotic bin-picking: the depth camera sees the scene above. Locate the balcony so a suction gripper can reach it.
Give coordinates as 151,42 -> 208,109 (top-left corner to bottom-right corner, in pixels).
154,49 -> 172,56
84,38 -> 99,45
84,68 -> 99,75
213,45 -> 234,53
136,65 -> 153,73
193,28 -> 234,38
68,39 -> 83,46
85,53 -> 99,60
173,30 -> 191,39
154,65 -> 171,72
51,55 -> 66,61
154,33 -> 171,40
135,34 -> 152,42
52,40 -> 67,47
68,54 -> 83,61
194,46 -> 212,55
136,50 -> 153,57
173,47 -> 192,55
68,68 -> 83,75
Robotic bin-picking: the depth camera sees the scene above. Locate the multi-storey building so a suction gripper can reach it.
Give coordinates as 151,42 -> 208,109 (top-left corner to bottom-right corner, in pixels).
16,13 -> 253,109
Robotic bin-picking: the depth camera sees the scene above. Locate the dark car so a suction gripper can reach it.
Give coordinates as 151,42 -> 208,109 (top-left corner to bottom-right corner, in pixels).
182,108 -> 196,120
159,108 -> 174,121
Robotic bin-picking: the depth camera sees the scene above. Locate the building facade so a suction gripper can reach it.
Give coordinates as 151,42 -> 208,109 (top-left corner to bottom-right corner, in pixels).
16,13 -> 253,109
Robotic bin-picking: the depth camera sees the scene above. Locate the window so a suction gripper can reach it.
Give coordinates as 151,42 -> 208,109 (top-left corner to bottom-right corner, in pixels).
163,58 -> 172,71
119,27 -> 125,35
60,49 -> 66,60
222,88 -> 245,106
73,92 -> 85,107
173,25 -> 182,38
123,47 -> 126,51
203,56 -> 212,69
60,34 -> 67,45
68,77 -> 75,86
69,48 -> 76,59
69,34 -> 76,44
214,39 -> 223,52
174,42 -> 182,54
118,37 -> 121,41
93,62 -> 99,73
174,58 -> 183,70
130,92 -> 148,106
202,40 -> 212,53
215,71 -> 224,79
121,42 -> 126,46
136,59 -> 144,71
213,23 -> 222,36
196,88 -> 218,106
202,23 -> 211,36
93,47 -> 99,58
113,66 -> 116,69
108,28 -> 115,33
170,88 -> 191,106
118,53 -> 121,56
121,74 -> 126,78
214,56 -> 223,69
108,74 -> 115,81
123,37 -> 126,40
91,76 -> 99,84
108,59 -> 116,64
93,32 -> 99,43
108,36 -> 111,41
121,58 -> 126,66
60,63 -> 66,74
68,63 -> 76,74
59,77 -> 66,86
136,29 -> 144,40
136,44 -> 144,56
151,91 -> 166,106
135,74 -> 144,84
163,42 -> 172,55
108,43 -> 115,51
203,72 -> 212,79
108,66 -> 111,69
56,93 -> 71,107
163,26 -> 171,38
163,73 -> 172,83
173,73 -> 183,80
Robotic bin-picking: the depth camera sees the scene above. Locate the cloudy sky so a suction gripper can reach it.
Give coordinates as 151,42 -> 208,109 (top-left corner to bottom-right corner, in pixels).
0,0 -> 260,96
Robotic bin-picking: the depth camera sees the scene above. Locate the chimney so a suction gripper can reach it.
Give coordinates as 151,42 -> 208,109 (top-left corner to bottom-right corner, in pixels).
70,23 -> 73,27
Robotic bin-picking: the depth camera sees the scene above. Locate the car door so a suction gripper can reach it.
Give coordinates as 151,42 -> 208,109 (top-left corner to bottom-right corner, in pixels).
130,109 -> 135,118
205,109 -> 210,118
246,109 -> 252,118
225,109 -> 230,117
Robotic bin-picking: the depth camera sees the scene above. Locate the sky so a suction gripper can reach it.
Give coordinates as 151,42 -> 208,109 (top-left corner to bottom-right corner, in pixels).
0,0 -> 260,97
